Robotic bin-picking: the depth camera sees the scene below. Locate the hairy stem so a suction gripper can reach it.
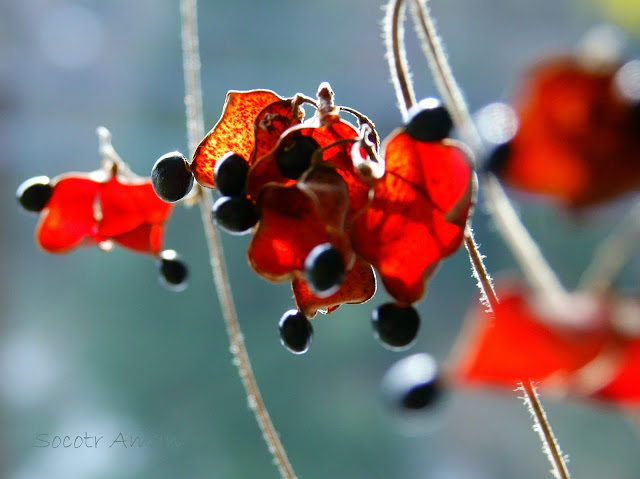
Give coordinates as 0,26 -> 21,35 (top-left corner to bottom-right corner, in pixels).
180,1 -> 297,478
464,226 -> 498,310
382,1 -> 572,477
385,0 -> 416,121
409,0 -> 567,304
522,382 -> 572,479
407,0 -> 482,152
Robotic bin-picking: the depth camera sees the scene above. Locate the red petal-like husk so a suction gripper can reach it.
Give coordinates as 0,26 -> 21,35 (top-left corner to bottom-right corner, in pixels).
351,130 -> 474,304
501,58 -> 640,208
191,90 -> 286,188
36,174 -> 102,253
591,298 -> 640,403
451,283 -> 610,391
111,223 -> 165,254
36,171 -> 171,256
248,166 -> 351,282
97,176 -> 172,238
292,258 -> 376,318
591,340 -> 640,403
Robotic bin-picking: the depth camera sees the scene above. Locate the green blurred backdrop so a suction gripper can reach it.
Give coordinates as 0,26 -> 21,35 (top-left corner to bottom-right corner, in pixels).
2,1 -> 640,478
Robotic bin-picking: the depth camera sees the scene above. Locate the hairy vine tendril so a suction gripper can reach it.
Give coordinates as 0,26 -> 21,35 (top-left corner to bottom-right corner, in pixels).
384,1 -> 572,478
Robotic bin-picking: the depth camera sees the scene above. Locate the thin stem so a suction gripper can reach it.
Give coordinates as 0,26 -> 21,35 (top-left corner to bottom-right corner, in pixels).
465,215 -> 570,479
407,0 -> 568,301
522,382 -> 572,479
483,173 -> 570,304
384,0 -> 417,121
390,1 -> 572,477
408,0 -> 482,153
179,1 -> 297,478
464,226 -> 498,310
578,200 -> 640,293
337,105 -> 380,147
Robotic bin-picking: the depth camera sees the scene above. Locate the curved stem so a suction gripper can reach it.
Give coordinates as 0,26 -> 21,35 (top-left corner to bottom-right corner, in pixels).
384,0 -> 416,121
180,1 -> 297,478
407,0 -> 568,302
408,0 -> 482,153
383,1 -> 573,477
337,105 -> 380,147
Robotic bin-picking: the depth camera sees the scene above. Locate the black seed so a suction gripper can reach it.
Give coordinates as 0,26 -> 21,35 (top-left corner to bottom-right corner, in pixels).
279,309 -> 313,354
304,243 -> 345,296
372,303 -> 420,350
276,135 -> 320,180
212,196 -> 259,235
405,98 -> 453,142
381,353 -> 444,413
16,176 -> 53,212
484,141 -> 512,175
214,152 -> 249,197
157,249 -> 189,292
151,151 -> 194,203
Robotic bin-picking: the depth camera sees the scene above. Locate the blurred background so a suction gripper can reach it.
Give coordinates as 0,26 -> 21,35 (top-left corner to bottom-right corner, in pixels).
2,0 -> 640,478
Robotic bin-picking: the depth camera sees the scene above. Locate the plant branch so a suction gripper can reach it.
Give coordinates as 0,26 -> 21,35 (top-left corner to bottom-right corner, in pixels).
483,173 -> 570,304
522,381 -> 572,479
390,1 -> 572,477
578,200 -> 640,293
407,0 -> 482,153
464,226 -> 498,310
179,1 -> 297,478
384,0 -> 416,121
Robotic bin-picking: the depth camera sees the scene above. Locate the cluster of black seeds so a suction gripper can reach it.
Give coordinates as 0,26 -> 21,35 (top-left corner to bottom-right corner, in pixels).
211,152 -> 259,235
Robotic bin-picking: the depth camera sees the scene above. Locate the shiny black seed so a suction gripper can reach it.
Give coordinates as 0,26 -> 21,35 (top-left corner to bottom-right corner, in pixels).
405,98 -> 453,142
151,151 -> 194,202
381,353 -> 444,413
279,309 -> 313,354
212,196 -> 259,235
372,303 -> 420,350
484,141 -> 512,175
304,243 -> 345,296
16,176 -> 53,212
214,152 -> 249,197
276,135 -> 320,180
157,249 -> 189,292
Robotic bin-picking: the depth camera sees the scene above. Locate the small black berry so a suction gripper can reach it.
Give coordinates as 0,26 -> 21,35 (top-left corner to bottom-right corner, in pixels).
214,152 -> 249,197
405,98 -> 453,142
304,243 -> 345,297
278,309 -> 313,354
212,196 -> 259,235
151,151 -> 194,203
372,303 -> 420,350
276,135 -> 320,180
484,141 -> 512,175
381,353 -> 444,413
157,249 -> 189,292
16,176 -> 53,212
